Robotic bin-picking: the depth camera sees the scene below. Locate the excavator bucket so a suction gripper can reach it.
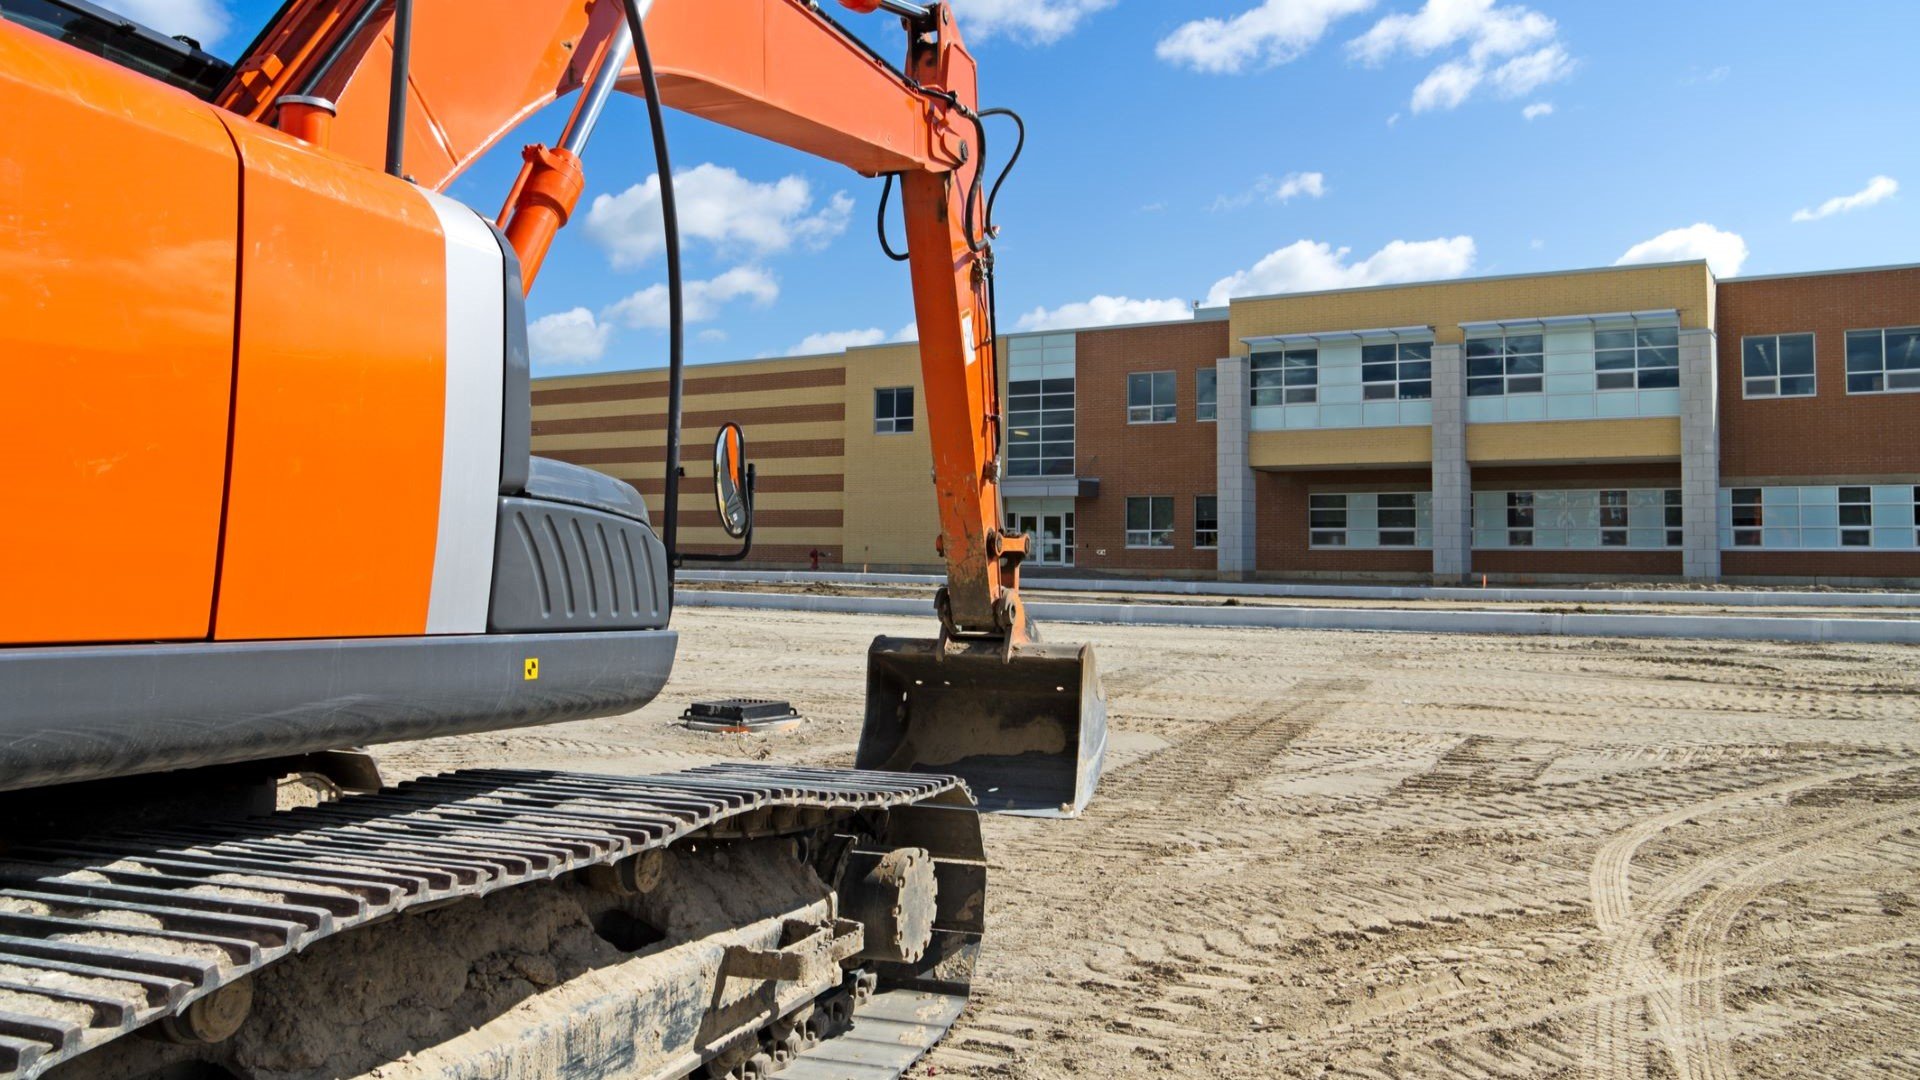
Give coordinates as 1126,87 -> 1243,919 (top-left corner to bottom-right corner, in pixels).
858,636 -> 1108,818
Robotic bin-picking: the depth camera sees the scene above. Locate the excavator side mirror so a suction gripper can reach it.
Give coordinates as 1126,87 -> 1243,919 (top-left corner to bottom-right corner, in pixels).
713,423 -> 752,539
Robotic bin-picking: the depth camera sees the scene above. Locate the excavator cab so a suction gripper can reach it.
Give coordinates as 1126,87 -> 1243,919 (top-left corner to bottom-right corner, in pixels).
860,636 -> 1107,817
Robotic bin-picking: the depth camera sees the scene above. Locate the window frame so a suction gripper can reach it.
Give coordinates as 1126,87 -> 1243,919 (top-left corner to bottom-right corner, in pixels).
873,386 -> 915,435
1465,332 -> 1546,398
1125,496 -> 1175,549
1308,492 -> 1429,549
1251,348 -> 1319,407
1196,368 -> 1218,422
1127,371 -> 1178,424
1008,376 -> 1076,478
1844,327 -> 1920,396
1194,495 -> 1219,549
1741,332 -> 1818,400
1361,340 -> 1435,403
1592,324 -> 1682,392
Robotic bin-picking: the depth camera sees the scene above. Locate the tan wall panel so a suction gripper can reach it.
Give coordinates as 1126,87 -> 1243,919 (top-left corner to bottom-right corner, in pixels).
1466,417 -> 1681,464
533,359 -> 846,404
1229,263 -> 1713,355
532,420 -> 849,453
533,382 -> 849,423
1251,426 -> 1433,469
839,343 -> 944,568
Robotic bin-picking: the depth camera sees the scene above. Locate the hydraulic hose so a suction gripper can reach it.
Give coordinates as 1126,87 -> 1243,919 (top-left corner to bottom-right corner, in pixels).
623,0 -> 685,584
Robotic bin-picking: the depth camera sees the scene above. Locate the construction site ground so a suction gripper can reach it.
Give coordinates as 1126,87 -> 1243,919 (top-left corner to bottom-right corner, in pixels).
379,609 -> 1920,1079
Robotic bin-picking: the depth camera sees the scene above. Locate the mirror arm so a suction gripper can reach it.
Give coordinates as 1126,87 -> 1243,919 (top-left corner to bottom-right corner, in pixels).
676,463 -> 756,565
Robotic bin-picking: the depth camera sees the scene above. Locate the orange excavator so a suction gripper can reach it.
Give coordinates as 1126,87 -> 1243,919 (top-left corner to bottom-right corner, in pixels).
0,0 -> 1105,1076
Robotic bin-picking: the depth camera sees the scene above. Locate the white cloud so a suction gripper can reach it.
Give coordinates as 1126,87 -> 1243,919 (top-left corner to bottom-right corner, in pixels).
528,308 -> 612,367
894,323 -> 921,343
604,267 -> 779,329
947,0 -> 1115,44
1410,60 -> 1482,112
1793,176 -> 1900,223
1213,171 -> 1330,211
1522,101 -> 1554,120
585,165 -> 851,269
1488,44 -> 1574,96
1349,0 -> 1553,63
94,0 -> 229,46
697,329 -> 729,344
1205,236 -> 1476,306
1016,296 -> 1194,332
789,329 -> 888,356
1157,0 -> 1376,75
1350,0 -> 1574,113
1615,224 -> 1748,278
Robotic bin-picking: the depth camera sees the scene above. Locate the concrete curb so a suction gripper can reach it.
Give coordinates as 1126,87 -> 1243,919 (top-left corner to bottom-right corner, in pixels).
677,570 -> 1920,610
677,590 -> 1920,645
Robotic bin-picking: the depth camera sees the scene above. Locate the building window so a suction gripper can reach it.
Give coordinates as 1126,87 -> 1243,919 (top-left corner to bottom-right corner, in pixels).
1600,490 -> 1631,546
1126,497 -> 1174,548
1845,327 -> 1920,394
1127,371 -> 1177,423
1465,333 -> 1545,397
1009,377 -> 1075,477
1840,486 -> 1873,547
1474,489 -> 1683,549
1252,348 -> 1318,406
874,387 -> 914,434
1377,493 -> 1418,546
1506,492 -> 1536,547
1195,496 -> 1219,549
1362,341 -> 1433,401
1730,487 -> 1763,547
1196,369 -> 1218,422
1594,325 -> 1681,391
1743,333 -> 1816,398
1308,493 -> 1431,548
1720,485 -> 1920,550
1309,494 -> 1347,547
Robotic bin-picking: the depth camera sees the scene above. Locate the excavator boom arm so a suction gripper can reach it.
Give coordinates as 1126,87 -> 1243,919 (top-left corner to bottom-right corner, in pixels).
222,0 -> 1019,635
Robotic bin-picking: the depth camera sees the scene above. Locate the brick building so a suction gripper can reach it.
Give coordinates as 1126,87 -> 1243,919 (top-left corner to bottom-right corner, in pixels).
532,260 -> 1920,586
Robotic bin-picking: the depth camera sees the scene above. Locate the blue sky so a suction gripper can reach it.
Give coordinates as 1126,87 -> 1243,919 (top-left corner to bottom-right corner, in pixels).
111,0 -> 1919,375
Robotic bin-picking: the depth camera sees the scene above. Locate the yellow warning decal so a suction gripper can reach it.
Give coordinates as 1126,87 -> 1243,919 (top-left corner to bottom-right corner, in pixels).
524,658 -> 540,681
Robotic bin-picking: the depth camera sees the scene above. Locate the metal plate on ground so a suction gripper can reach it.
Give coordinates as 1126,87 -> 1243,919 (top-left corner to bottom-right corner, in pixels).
682,698 -> 805,733
782,989 -> 969,1079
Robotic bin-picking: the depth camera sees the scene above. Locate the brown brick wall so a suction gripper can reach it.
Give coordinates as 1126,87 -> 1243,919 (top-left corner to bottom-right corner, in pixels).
1070,320 -> 1231,572
1718,267 -> 1920,479
1256,468 -> 1434,575
1723,551 -> 1920,582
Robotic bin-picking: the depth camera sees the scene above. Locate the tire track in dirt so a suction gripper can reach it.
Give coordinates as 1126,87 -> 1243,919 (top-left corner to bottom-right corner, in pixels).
929,677 -> 1367,1074
1675,791 -> 1920,1080
1580,762 -> 1920,1080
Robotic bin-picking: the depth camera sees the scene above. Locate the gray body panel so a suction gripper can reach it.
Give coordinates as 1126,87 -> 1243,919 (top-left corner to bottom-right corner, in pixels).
490,495 -> 670,633
491,222 -> 532,495
0,630 -> 677,793
521,457 -> 652,523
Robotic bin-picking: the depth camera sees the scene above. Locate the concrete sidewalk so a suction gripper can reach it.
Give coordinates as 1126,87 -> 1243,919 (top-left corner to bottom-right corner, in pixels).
677,589 -> 1920,645
677,570 -> 1920,609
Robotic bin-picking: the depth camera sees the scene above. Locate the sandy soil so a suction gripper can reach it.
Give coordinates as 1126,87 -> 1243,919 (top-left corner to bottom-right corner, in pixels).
374,610 -> 1920,1079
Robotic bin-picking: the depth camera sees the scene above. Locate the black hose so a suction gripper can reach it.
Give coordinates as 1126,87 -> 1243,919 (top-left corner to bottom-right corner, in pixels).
383,0 -> 412,178
979,107 -> 1024,233
876,174 -> 911,263
624,0 -> 685,583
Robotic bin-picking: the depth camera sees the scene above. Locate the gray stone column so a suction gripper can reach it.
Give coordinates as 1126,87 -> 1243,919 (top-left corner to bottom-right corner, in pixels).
1678,328 -> 1722,581
1429,343 -> 1472,583
1215,356 -> 1257,580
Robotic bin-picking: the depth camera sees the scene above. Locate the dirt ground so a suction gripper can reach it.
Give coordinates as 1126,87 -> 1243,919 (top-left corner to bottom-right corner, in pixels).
379,609 -> 1920,1079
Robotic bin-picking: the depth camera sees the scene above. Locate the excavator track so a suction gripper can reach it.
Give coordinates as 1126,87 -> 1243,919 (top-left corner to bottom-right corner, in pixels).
0,763 -> 984,1080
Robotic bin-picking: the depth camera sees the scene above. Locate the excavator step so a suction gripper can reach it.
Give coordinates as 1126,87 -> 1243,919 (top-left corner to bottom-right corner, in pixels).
0,763 -> 967,1080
